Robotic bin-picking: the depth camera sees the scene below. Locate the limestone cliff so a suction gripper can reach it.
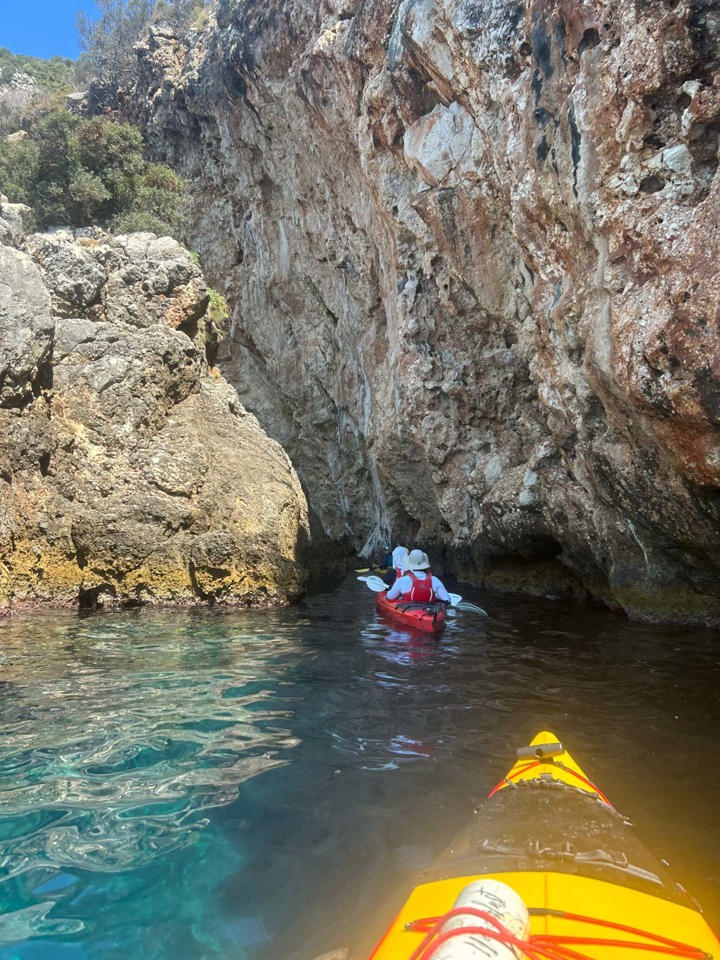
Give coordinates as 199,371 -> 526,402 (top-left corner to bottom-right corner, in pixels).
123,0 -> 720,624
0,209 -> 309,610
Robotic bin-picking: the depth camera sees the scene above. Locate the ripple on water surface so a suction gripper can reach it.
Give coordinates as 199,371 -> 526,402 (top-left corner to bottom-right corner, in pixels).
0,608 -> 306,958
0,581 -> 719,960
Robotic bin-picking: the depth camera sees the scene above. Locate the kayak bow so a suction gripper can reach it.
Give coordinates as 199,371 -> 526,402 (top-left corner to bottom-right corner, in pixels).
368,731 -> 718,959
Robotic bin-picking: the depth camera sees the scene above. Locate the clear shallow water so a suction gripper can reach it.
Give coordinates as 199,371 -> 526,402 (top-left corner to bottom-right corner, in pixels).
0,577 -> 719,960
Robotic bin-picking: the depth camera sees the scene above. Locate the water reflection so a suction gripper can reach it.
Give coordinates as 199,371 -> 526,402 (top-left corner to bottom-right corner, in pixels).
1,642 -> 298,868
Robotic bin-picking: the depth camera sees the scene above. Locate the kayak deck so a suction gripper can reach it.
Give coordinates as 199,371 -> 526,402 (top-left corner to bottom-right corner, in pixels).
368,731 -> 718,958
370,870 -> 718,959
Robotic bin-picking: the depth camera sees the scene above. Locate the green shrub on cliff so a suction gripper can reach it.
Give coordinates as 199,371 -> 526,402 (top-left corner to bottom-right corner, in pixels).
111,162 -> 186,234
208,287 -> 230,329
205,286 -> 231,366
0,108 -> 185,236
0,137 -> 39,201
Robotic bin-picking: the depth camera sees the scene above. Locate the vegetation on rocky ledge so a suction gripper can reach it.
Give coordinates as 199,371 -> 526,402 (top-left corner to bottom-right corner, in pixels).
0,108 -> 185,236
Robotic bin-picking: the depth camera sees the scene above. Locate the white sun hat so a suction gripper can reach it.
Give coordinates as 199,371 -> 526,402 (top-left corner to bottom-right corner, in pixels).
407,549 -> 430,570
392,545 -> 409,569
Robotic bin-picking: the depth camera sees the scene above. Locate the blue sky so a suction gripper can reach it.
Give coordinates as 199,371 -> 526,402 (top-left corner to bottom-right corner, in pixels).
2,0 -> 99,60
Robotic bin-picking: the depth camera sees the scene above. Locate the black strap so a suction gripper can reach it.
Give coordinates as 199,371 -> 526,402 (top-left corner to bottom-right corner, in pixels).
396,602 -> 444,613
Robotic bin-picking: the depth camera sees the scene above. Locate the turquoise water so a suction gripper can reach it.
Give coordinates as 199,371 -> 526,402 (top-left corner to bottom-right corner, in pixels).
0,577 -> 719,959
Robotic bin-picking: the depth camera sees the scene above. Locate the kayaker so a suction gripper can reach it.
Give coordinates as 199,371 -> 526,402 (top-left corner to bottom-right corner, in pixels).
386,549 -> 451,603
382,545 -> 409,586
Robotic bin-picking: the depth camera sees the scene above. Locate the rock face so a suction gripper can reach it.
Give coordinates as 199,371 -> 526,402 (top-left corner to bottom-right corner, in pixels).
124,0 -> 720,624
0,228 -> 309,610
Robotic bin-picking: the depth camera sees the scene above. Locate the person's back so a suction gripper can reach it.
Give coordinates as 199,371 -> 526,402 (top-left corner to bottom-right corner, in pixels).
386,549 -> 450,603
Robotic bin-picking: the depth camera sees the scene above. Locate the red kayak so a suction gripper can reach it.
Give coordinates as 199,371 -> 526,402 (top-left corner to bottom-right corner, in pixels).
376,590 -> 447,633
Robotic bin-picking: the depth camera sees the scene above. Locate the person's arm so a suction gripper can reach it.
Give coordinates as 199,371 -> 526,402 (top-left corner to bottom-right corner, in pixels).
432,577 -> 451,602
386,576 -> 406,600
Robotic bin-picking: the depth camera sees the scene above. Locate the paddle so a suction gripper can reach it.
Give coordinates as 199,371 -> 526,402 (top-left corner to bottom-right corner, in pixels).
357,576 -> 488,616
453,600 -> 489,616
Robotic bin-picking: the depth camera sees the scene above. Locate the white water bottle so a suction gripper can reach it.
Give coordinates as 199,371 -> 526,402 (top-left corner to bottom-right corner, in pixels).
430,879 -> 529,959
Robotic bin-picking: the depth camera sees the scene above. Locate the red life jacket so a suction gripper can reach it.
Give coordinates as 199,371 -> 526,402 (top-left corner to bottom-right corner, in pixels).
407,570 -> 434,603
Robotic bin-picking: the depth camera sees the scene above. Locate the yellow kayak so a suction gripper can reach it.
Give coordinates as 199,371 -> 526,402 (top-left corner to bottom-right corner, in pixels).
368,731 -> 718,959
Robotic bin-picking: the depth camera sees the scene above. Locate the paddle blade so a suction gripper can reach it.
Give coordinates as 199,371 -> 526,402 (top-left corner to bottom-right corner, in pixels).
357,575 -> 387,592
445,591 -> 487,615
455,601 -> 488,616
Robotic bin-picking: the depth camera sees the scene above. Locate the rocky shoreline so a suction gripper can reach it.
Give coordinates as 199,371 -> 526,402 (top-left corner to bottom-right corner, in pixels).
0,200 -> 310,612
